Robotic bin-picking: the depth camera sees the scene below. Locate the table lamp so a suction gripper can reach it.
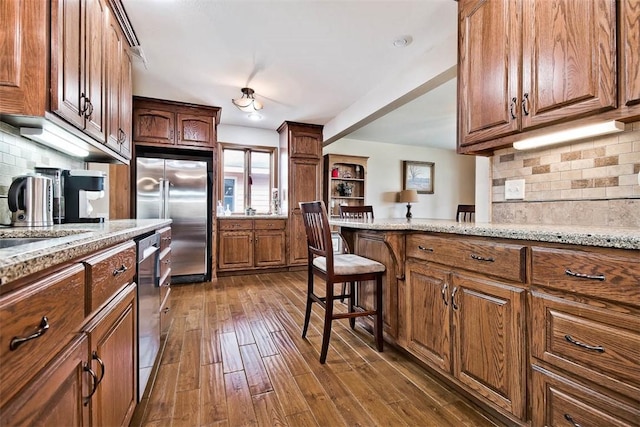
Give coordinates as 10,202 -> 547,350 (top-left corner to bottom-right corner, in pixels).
399,189 -> 419,219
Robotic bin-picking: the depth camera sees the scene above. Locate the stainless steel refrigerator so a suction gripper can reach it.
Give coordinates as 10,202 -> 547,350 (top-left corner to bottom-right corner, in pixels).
136,154 -> 212,283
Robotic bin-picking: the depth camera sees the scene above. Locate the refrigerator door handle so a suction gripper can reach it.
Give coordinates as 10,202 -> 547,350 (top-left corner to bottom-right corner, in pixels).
158,179 -> 165,219
164,180 -> 171,219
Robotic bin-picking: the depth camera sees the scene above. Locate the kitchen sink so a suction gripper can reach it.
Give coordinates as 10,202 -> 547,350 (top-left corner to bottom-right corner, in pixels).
0,237 -> 50,249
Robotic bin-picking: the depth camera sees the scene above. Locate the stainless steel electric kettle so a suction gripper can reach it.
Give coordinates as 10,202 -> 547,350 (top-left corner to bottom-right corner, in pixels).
8,175 -> 54,226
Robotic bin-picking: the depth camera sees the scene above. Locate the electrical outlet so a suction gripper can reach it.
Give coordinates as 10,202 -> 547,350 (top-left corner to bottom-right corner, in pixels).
505,179 -> 525,200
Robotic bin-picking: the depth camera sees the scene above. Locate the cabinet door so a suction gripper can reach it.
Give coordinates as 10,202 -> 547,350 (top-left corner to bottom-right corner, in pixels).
289,158 -> 322,265
83,0 -> 106,142
133,108 -> 175,144
119,49 -> 133,158
51,0 -> 85,129
458,0 -> 520,147
521,0 -> 617,129
451,272 -> 525,418
254,230 -> 286,267
289,212 -> 309,266
0,335 -> 90,426
105,11 -> 123,152
290,130 -> 322,159
0,0 -> 47,116
218,231 -> 254,270
85,284 -> 137,427
621,0 -> 640,107
405,260 -> 451,371
354,232 -> 399,338
176,113 -> 214,148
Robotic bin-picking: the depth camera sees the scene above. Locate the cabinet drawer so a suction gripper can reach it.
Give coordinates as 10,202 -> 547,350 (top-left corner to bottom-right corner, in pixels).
218,219 -> 253,230
531,246 -> 640,305
159,247 -> 172,289
84,241 -> 136,315
160,288 -> 173,339
158,226 -> 172,252
531,365 -> 639,427
254,219 -> 286,230
406,234 -> 526,282
530,291 -> 640,399
0,264 -> 85,407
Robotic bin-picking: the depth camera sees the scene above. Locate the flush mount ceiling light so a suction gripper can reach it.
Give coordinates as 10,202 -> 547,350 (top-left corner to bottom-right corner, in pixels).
232,87 -> 263,113
392,36 -> 413,47
513,120 -> 625,151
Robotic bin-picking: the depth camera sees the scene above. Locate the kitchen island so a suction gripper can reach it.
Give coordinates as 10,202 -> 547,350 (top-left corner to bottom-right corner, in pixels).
329,218 -> 639,426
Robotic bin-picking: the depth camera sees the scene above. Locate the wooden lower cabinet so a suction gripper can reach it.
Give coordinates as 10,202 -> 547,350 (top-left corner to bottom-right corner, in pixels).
531,365 -> 639,427
254,229 -> 287,267
218,230 -> 254,270
1,335 -> 90,426
217,219 -> 286,272
83,283 -> 137,427
404,259 -> 526,419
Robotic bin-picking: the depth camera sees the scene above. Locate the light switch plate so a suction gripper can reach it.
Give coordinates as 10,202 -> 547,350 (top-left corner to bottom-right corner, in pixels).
505,179 -> 525,200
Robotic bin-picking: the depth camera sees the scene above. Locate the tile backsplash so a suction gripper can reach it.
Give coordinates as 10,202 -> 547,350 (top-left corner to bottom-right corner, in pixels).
0,122 -> 85,225
492,121 -> 640,227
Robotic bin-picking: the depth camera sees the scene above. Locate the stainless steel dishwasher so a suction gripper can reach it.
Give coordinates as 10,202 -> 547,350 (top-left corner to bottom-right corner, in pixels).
135,232 -> 160,401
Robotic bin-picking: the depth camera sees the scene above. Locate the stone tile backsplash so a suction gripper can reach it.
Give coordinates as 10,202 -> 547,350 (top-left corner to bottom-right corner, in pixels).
0,122 -> 84,225
492,121 -> 640,227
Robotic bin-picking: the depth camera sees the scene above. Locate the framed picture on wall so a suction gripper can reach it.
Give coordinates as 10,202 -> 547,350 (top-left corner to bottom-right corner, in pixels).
403,161 -> 434,194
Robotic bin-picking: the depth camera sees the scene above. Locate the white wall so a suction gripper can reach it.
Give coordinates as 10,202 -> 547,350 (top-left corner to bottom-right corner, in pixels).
217,124 -> 279,147
324,138 -> 476,219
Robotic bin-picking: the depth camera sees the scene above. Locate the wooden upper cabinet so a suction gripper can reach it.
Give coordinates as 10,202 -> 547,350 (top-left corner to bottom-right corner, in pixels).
521,0 -> 617,129
458,0 -> 622,153
0,0 -> 47,116
458,0 -> 520,147
621,0 -> 640,108
119,49 -> 133,159
133,97 -> 220,150
51,0 -> 107,142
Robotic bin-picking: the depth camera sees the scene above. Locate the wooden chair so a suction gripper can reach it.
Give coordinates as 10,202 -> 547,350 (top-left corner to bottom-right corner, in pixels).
339,205 -> 374,220
299,201 -> 385,363
456,204 -> 475,222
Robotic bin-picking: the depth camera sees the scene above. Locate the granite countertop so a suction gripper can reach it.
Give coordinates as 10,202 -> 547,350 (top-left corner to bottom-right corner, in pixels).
329,218 -> 640,250
218,214 -> 288,219
0,219 -> 172,287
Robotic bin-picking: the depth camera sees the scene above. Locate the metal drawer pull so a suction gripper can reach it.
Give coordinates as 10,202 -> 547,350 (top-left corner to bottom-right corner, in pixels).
509,97 -> 517,119
417,245 -> 434,252
564,414 -> 582,427
451,287 -> 459,310
10,316 -> 49,351
441,283 -> 449,306
470,254 -> 495,262
113,264 -> 128,276
83,363 -> 99,405
564,335 -> 605,353
92,351 -> 105,386
564,269 -> 605,281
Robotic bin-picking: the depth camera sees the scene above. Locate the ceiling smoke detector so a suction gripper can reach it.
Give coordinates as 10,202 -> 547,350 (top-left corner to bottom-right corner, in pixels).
392,36 -> 412,47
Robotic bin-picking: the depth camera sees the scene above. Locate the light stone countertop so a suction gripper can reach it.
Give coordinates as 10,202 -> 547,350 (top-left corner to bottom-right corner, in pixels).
217,214 -> 288,219
0,219 -> 172,287
329,218 -> 640,250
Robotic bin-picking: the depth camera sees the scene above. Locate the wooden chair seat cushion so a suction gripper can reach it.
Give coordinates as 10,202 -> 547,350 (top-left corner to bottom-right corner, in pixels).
313,254 -> 385,275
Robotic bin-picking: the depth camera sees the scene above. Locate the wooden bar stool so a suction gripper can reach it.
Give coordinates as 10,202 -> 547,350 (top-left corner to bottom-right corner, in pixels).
456,204 -> 475,222
299,201 -> 385,364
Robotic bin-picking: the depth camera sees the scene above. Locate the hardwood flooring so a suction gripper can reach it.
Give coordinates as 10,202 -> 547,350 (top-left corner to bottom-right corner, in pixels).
131,271 -> 504,427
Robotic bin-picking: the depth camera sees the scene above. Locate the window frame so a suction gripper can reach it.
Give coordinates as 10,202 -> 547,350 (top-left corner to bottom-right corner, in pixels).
218,142 -> 278,214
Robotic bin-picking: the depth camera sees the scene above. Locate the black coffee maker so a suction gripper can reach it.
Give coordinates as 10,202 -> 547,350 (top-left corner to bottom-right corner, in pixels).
63,170 -> 106,223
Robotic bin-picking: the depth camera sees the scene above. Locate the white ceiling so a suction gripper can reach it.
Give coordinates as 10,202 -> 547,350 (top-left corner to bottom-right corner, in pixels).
122,0 -> 458,150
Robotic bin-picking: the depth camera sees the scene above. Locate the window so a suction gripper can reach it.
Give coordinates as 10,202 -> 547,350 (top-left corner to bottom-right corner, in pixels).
219,143 -> 277,214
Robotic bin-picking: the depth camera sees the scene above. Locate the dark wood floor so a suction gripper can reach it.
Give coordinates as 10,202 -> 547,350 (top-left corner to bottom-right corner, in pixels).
132,271 -> 504,426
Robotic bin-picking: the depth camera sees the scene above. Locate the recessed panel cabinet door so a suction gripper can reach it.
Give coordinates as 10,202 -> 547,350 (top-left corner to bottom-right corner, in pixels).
621,0 -> 640,107
521,0 -> 617,129
83,0 -> 106,142
133,108 -> 175,144
452,272 -> 525,419
177,113 -> 214,147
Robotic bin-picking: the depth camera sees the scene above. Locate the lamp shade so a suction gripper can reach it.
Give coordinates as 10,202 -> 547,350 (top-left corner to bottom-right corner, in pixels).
398,189 -> 418,203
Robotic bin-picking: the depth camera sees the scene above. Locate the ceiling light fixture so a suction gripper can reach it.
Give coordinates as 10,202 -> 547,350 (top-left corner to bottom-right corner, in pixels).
392,36 -> 413,47
247,112 -> 263,121
232,87 -> 263,113
513,120 -> 625,151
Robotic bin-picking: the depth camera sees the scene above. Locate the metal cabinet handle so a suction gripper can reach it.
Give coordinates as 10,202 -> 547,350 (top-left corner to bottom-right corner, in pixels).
113,264 -> 128,276
564,414 -> 582,427
471,254 -> 495,262
417,245 -> 434,252
163,307 -> 170,313
92,351 -> 105,386
163,259 -> 171,264
83,363 -> 99,405
564,269 -> 605,281
509,97 -> 517,119
451,287 -> 459,310
521,93 -> 530,116
441,283 -> 449,306
564,334 -> 605,353
80,93 -> 88,116
10,316 -> 49,350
